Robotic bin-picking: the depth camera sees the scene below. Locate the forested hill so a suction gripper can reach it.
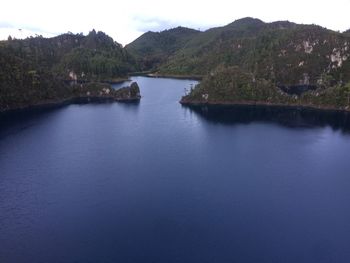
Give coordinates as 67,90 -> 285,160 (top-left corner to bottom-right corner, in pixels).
2,30 -> 137,82
0,30 -> 139,111
159,18 -> 350,78
177,18 -> 350,111
128,18 -> 350,87
125,26 -> 200,71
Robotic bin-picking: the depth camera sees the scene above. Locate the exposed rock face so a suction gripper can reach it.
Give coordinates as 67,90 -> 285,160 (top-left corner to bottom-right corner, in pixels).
330,48 -> 348,68
302,40 -> 314,54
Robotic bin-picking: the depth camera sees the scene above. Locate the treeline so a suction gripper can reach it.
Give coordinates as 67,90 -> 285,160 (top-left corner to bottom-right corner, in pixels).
3,30 -> 138,81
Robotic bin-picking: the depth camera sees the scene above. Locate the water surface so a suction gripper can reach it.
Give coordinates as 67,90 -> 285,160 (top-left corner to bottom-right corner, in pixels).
1,77 -> 350,263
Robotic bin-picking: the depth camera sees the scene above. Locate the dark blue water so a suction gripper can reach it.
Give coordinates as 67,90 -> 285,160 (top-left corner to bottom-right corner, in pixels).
1,77 -> 350,263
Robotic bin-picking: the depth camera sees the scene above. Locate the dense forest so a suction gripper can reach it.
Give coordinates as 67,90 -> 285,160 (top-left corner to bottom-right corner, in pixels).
126,26 -> 200,71
127,18 -> 350,111
134,18 -> 349,111
156,18 -> 350,82
2,30 -> 137,81
177,19 -> 350,110
0,30 -> 139,111
181,65 -> 350,111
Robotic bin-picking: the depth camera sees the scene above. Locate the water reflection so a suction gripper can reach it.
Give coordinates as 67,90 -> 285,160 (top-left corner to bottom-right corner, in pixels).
183,104 -> 350,133
0,100 -> 140,140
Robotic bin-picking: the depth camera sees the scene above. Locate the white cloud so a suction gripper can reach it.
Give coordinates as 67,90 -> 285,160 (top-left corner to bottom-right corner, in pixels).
0,0 -> 349,45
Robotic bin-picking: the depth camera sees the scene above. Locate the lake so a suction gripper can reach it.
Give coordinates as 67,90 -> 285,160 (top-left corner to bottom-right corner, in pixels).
1,76 -> 350,263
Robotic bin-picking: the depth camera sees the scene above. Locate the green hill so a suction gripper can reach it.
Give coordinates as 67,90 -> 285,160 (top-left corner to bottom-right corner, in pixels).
161,18 -> 350,82
181,65 -> 350,111
167,18 -> 350,111
0,30 -> 139,111
126,26 -> 200,71
3,30 -> 137,82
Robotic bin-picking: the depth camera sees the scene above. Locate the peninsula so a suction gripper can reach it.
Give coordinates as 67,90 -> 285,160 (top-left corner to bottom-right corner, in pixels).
0,30 -> 140,112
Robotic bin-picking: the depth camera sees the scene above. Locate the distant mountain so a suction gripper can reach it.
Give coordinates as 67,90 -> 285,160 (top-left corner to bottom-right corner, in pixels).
126,26 -> 200,71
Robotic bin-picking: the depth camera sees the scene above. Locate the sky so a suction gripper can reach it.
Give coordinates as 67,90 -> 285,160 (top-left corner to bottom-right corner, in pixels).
1,0 -> 349,46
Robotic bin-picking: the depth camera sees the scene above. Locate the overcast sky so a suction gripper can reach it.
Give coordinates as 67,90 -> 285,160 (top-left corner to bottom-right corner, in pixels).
1,0 -> 349,46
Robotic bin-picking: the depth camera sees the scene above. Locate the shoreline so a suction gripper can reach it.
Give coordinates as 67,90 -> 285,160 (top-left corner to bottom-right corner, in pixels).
1,81 -> 141,114
129,71 -> 203,80
0,95 -> 140,115
179,99 -> 350,114
145,73 -> 203,80
63,78 -> 130,85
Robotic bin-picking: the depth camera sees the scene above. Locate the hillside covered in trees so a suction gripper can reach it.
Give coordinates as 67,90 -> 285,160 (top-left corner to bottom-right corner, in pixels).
154,18 -> 350,111
127,18 -> 350,111
181,65 -> 350,111
3,30 -> 137,82
0,30 -> 140,111
157,18 -> 350,80
125,27 -> 200,71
